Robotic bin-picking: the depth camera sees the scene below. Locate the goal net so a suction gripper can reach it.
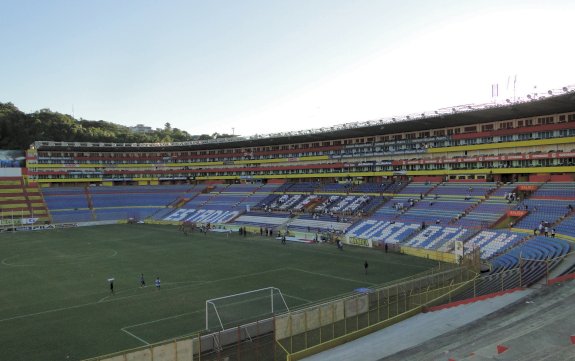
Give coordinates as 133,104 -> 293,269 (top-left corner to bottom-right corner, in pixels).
205,287 -> 289,331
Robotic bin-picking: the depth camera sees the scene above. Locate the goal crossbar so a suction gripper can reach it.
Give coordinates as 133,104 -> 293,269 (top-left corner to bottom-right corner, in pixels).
205,286 -> 289,330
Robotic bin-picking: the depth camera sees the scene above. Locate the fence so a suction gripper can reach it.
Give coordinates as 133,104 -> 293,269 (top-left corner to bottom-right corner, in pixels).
274,266 -> 477,361
82,334 -> 200,361
83,319 -> 280,361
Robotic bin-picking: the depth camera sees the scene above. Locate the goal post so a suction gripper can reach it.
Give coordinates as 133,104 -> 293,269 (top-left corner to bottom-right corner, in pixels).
205,287 -> 289,331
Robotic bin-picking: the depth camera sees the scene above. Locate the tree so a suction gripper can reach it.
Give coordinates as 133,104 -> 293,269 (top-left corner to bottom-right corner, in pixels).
0,102 -> 206,150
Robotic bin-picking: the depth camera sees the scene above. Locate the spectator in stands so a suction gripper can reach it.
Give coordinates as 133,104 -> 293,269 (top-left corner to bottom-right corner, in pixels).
551,228 -> 556,238
384,243 -> 388,253
260,227 -> 263,236
544,226 -> 549,237
435,219 -> 441,225
533,228 -> 538,235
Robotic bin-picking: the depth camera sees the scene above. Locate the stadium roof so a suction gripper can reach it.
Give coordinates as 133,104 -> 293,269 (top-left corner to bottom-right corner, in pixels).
33,89 -> 575,152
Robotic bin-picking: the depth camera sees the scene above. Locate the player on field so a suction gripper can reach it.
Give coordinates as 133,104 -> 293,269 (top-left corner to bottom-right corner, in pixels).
155,277 -> 161,289
140,273 -> 146,288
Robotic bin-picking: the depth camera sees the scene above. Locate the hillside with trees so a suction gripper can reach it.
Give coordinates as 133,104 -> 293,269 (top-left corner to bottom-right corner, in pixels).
0,102 -> 234,150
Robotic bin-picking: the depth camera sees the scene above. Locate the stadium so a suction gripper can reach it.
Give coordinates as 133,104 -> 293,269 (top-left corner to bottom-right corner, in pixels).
1,87 -> 574,360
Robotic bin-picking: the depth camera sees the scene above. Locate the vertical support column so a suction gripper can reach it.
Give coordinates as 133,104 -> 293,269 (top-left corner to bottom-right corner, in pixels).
304,310 -> 308,349
237,326 -> 241,361
332,303 -> 335,340
174,340 -> 178,361
289,314 -> 293,354
356,296 -> 359,331
519,256 -> 523,288
319,305 -> 322,343
395,284 -> 399,316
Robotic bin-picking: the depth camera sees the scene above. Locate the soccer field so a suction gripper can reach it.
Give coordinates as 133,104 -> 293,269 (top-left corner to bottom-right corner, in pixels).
0,224 -> 438,361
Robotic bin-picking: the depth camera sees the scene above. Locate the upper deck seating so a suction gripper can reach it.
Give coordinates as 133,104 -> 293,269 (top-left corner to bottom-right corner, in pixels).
514,199 -> 572,230
532,182 -> 575,199
454,199 -> 511,228
319,183 -> 350,193
464,230 -> 524,259
345,220 -> 421,245
454,236 -> 570,300
232,211 -> 290,228
395,198 -> 474,225
404,226 -> 471,250
432,182 -> 493,197
89,185 -> 194,221
555,214 -> 575,237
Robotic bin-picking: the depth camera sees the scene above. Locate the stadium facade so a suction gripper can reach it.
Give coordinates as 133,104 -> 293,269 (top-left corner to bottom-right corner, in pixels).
3,88 -> 574,361
25,91 -> 575,185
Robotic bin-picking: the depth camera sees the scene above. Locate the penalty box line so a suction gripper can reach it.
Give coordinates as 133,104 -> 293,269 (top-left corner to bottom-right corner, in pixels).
121,310 -> 203,345
120,267 -> 295,345
0,267 -> 289,325
286,267 -> 379,286
121,293 -> 313,346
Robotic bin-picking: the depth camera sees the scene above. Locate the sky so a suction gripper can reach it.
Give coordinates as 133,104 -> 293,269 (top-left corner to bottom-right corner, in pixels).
1,0 -> 574,137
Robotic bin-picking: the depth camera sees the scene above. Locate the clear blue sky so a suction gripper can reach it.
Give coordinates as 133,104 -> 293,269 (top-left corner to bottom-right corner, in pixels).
1,0 -> 574,137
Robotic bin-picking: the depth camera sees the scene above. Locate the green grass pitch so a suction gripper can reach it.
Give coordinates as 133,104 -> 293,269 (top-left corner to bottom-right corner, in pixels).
0,224 -> 438,360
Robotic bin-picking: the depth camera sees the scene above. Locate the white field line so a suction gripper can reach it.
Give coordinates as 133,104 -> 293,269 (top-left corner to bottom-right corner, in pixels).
123,311 -> 200,330
1,248 -> 117,268
283,293 -> 313,304
0,267 -> 288,324
121,294 -> 310,345
121,328 -> 149,345
286,267 -> 379,286
1,255 -> 34,267
0,301 -> 101,323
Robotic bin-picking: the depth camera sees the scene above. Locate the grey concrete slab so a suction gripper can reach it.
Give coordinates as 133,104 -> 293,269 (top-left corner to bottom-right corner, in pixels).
303,289 -> 533,361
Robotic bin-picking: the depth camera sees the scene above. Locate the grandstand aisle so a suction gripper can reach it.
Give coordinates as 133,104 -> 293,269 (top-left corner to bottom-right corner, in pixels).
303,278 -> 575,361
302,289 -> 532,361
